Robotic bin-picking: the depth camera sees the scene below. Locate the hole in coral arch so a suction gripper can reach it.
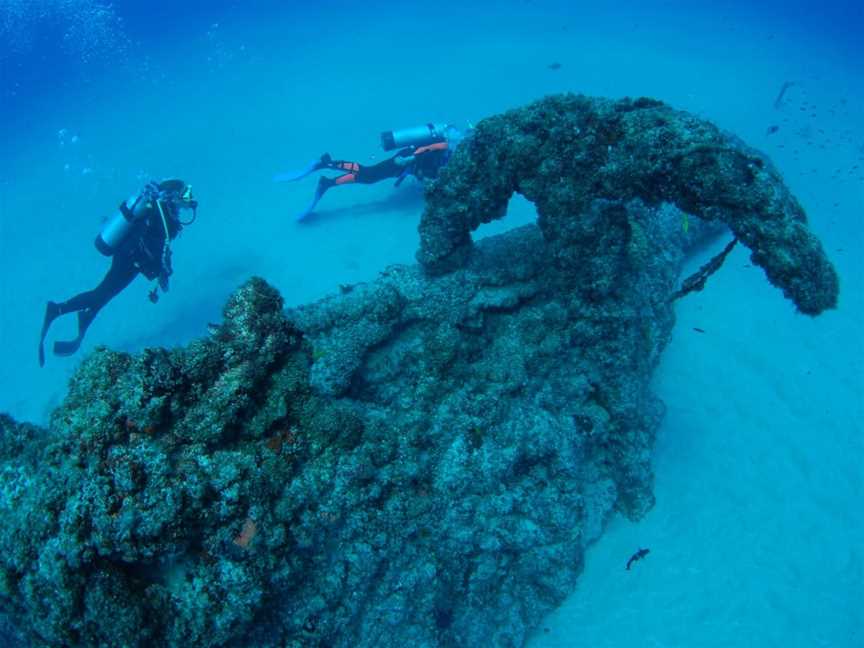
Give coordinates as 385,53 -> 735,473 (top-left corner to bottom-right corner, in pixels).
473,193 -> 538,242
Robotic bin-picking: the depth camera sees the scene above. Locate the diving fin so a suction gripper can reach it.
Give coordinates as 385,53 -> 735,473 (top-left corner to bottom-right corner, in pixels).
295,195 -> 321,222
53,338 -> 83,357
274,154 -> 333,183
38,301 -> 61,367
296,176 -> 333,221
53,309 -> 95,358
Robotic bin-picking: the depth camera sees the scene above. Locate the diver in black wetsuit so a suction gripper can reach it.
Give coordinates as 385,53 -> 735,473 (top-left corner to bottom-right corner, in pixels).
38,179 -> 198,366
276,123 -> 467,220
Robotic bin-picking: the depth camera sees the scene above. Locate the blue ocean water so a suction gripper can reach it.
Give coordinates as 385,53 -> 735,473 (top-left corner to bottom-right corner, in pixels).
1,1 -> 861,646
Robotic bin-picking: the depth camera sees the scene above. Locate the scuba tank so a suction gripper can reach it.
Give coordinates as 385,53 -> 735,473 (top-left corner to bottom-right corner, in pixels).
94,180 -> 196,257
94,192 -> 152,256
380,123 -> 449,151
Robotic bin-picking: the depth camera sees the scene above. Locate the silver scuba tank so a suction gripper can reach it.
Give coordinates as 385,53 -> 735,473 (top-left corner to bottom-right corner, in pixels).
94,193 -> 150,256
380,123 -> 448,151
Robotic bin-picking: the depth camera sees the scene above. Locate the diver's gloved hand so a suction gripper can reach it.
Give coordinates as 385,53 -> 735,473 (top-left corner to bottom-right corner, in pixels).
158,270 -> 171,293
394,147 -> 416,167
158,246 -> 173,292
394,168 -> 411,187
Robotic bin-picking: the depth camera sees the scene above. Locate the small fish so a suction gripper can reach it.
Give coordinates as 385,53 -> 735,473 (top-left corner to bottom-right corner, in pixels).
626,547 -> 650,570
773,80 -> 796,109
547,62 -> 562,70
693,327 -> 706,333
766,125 -> 779,135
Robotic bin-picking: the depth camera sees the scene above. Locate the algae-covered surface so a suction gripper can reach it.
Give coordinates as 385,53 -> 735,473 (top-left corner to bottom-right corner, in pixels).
0,94 -> 840,644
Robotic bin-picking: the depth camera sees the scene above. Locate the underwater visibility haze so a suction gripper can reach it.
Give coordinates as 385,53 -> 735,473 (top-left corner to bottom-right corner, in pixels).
0,1 -> 862,646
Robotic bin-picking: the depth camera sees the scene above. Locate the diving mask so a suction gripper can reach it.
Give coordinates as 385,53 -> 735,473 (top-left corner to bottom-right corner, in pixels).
153,179 -> 198,224
180,184 -> 198,211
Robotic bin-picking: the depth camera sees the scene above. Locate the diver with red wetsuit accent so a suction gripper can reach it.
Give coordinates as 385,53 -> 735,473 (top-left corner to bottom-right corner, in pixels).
274,123 -> 467,221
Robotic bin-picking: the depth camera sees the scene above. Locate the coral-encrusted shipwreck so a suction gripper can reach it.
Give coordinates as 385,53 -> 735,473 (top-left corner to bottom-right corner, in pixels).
0,95 -> 837,648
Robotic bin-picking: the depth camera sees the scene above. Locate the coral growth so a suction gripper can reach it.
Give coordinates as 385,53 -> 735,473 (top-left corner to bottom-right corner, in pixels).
0,208 -> 683,647
418,94 -> 838,315
0,95 -> 840,648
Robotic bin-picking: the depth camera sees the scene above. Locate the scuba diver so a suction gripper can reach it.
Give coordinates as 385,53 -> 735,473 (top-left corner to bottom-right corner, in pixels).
275,123 -> 467,221
38,179 -> 198,367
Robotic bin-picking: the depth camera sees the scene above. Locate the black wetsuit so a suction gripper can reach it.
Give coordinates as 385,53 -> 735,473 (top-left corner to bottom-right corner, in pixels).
355,155 -> 404,183
326,143 -> 450,186
39,202 -> 181,366
297,143 -> 453,220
